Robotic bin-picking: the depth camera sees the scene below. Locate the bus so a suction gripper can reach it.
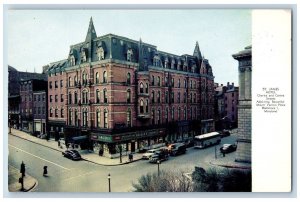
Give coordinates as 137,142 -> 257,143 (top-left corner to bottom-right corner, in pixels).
194,132 -> 221,149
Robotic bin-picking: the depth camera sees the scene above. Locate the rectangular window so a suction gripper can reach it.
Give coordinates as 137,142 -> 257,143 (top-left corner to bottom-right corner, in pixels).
55,95 -> 58,102
49,81 -> 52,89
55,81 -> 58,88
60,80 -> 63,88
50,95 -> 53,102
61,94 -> 64,102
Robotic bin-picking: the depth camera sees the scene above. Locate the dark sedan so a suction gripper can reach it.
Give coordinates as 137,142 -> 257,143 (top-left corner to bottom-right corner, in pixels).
220,144 -> 237,154
62,150 -> 82,160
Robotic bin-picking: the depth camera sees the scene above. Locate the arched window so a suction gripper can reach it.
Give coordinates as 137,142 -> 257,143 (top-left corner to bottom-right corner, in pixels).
95,72 -> 99,84
82,90 -> 88,104
171,107 -> 175,121
165,91 -> 169,103
178,107 -> 181,120
157,108 -> 161,125
103,71 -> 107,83
184,79 -> 187,88
96,109 -> 100,127
151,108 -> 155,125
194,93 -> 196,103
103,89 -> 108,103
74,76 -> 77,86
75,109 -> 78,126
184,107 -> 187,120
104,109 -> 108,128
127,73 -> 131,85
151,75 -> 155,85
126,109 -> 131,127
145,83 -> 149,94
97,47 -> 105,60
68,108 -> 73,125
178,92 -> 181,103
140,99 -> 144,114
127,89 -> 131,103
96,90 -> 100,103
74,92 -> 78,104
82,109 -> 88,127
178,79 -> 181,88
68,77 -> 72,87
50,108 -> 53,117
68,92 -> 72,104
151,91 -> 155,103
146,99 -> 149,113
127,49 -> 133,62
165,107 -> 169,123
157,76 -> 161,86
140,83 -> 144,94
157,91 -> 161,103
184,92 -> 187,103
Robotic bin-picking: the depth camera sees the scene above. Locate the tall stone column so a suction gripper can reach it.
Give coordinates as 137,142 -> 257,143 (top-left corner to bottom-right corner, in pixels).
232,46 -> 252,163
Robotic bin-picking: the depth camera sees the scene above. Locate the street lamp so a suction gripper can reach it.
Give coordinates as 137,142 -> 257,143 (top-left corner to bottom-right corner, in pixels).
157,160 -> 160,176
107,173 -> 111,192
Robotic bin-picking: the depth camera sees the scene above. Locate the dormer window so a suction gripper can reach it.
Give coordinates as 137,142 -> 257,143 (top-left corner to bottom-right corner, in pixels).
164,58 -> 169,68
127,49 -> 133,62
81,48 -> 87,63
97,47 -> 105,60
153,55 -> 161,67
70,55 -> 76,66
171,59 -> 175,69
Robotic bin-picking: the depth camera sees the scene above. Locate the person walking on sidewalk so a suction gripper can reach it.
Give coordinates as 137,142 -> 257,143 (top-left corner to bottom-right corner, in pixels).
43,166 -> 48,177
20,161 -> 26,177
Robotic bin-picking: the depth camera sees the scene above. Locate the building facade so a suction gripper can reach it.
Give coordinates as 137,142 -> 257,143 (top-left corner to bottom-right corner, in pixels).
33,91 -> 47,136
47,61 -> 68,140
20,79 -> 47,134
214,82 -> 239,130
232,45 -> 252,163
47,18 -> 215,157
8,66 -> 47,129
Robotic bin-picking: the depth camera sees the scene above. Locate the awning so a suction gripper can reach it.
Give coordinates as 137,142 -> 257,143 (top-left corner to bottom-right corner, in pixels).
72,136 -> 88,143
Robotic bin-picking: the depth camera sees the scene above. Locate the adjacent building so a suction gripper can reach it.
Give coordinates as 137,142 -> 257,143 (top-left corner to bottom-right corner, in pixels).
8,66 -> 47,129
46,18 -> 215,157
20,79 -> 47,135
214,82 -> 239,130
232,45 -> 252,163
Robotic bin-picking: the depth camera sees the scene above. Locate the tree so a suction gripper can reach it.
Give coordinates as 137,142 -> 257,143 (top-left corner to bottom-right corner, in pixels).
132,170 -> 193,192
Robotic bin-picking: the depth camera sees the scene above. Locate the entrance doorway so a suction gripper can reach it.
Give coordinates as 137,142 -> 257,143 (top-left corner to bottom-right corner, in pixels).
131,142 -> 135,152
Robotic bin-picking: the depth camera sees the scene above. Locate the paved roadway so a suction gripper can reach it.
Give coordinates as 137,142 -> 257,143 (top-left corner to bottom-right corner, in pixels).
8,134 -> 237,192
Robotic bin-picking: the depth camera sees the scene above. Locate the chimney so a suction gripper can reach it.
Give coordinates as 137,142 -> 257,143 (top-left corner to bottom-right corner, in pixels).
227,82 -> 230,87
232,82 -> 234,86
221,84 -> 223,87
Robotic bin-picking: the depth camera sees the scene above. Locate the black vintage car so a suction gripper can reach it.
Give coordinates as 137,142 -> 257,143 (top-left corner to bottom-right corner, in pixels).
149,150 -> 169,163
220,144 -> 237,154
62,150 -> 82,161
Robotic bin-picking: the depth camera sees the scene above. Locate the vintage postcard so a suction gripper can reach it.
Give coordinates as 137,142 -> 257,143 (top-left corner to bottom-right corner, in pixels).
4,7 -> 292,195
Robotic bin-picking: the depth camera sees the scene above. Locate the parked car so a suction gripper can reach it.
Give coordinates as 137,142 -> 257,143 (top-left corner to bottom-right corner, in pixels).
62,149 -> 82,160
142,148 -> 161,160
220,144 -> 237,154
221,129 -> 231,137
168,143 -> 186,156
149,150 -> 169,163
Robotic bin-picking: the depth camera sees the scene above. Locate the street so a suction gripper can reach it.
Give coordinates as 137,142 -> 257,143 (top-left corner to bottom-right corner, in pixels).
8,133 -> 237,192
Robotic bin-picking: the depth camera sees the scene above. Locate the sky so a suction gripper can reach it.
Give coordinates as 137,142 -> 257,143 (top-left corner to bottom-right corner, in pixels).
7,9 -> 251,85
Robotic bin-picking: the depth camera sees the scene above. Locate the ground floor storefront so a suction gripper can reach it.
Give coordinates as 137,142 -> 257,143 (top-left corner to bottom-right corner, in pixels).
48,120 -> 66,141
33,119 -> 47,136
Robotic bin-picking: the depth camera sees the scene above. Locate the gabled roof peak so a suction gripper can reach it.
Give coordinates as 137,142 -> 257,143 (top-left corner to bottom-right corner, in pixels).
85,17 -> 97,41
193,41 -> 202,59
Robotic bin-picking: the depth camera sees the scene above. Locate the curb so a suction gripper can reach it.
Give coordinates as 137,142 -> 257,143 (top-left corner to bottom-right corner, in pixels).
82,158 -> 143,166
25,180 -> 38,192
10,133 -> 142,166
209,161 -> 251,170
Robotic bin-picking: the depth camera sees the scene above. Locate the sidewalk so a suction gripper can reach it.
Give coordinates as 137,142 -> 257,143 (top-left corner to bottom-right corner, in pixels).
8,165 -> 38,192
9,128 -> 143,166
208,150 -> 251,170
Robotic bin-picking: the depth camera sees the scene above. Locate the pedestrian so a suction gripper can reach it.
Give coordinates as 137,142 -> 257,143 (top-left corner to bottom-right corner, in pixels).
43,166 -> 48,176
20,161 -> 26,177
